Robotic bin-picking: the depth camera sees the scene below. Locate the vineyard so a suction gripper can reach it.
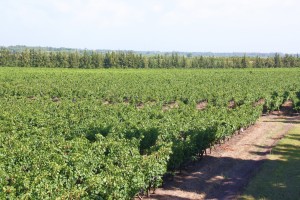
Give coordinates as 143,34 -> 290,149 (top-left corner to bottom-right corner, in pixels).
1,67 -> 300,199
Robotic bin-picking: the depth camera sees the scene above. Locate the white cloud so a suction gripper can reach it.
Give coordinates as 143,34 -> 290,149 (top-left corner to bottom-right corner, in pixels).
159,0 -> 300,25
152,4 -> 164,13
0,0 -> 299,52
72,0 -> 142,26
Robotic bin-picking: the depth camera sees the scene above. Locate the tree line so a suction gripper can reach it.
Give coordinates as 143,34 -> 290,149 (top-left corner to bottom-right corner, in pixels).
0,48 -> 299,68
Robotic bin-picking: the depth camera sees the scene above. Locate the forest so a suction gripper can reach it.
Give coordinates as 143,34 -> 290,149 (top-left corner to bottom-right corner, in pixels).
0,47 -> 299,69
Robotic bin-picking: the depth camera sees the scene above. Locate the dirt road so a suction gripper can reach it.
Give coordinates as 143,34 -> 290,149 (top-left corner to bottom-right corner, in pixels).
147,114 -> 300,200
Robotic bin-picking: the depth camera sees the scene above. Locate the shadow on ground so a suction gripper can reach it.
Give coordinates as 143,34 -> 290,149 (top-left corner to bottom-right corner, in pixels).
241,131 -> 300,200
150,130 -> 300,200
263,120 -> 300,124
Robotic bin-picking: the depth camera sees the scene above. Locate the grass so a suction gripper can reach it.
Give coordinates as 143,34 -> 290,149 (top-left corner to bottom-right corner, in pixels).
240,125 -> 300,200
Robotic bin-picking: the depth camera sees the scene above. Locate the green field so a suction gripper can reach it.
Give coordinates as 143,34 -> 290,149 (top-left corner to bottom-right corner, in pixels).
1,67 -> 300,199
240,126 -> 300,200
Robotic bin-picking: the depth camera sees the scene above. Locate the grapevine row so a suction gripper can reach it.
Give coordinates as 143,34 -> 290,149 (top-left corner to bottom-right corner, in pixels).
0,68 -> 300,199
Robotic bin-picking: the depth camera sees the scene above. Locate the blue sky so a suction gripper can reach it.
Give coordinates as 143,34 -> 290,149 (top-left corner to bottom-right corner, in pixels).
1,0 -> 300,53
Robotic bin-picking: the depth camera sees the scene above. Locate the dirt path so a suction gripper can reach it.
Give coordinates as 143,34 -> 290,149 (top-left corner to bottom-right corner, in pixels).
146,114 -> 300,200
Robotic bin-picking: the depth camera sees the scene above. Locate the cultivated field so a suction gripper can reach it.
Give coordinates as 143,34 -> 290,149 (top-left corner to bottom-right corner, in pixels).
0,67 -> 300,199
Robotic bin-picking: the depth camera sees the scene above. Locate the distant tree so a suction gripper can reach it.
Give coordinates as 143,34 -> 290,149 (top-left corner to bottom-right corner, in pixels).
103,52 -> 112,68
265,57 -> 274,68
204,56 -> 215,68
91,52 -> 103,68
147,57 -> 156,68
142,56 -> 148,68
283,54 -> 296,68
218,59 -> 226,68
29,49 -> 38,67
199,56 -> 206,68
79,51 -> 91,68
296,55 -> 300,67
68,51 -> 80,68
156,55 -> 162,68
224,58 -> 232,68
171,53 -> 179,68
35,49 -> 45,67
137,54 -> 145,68
43,52 -> 51,67
241,54 -> 248,68
48,52 -> 57,68
0,48 -> 10,66
125,52 -> 135,68
191,57 -> 199,68
161,55 -> 171,68
18,49 -> 30,67
274,53 -> 281,68
56,52 -> 69,68
254,56 -> 263,68
117,52 -> 126,68
180,56 -> 188,68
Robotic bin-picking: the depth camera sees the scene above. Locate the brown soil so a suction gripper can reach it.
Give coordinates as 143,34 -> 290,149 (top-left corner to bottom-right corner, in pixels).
137,103 -> 145,109
280,100 -> 294,115
123,99 -> 130,105
148,100 -> 157,106
52,96 -> 60,102
253,98 -> 265,107
270,100 -> 295,116
163,102 -> 179,111
196,101 -> 208,110
146,114 -> 300,200
103,100 -> 112,105
228,100 -> 236,109
27,96 -> 37,101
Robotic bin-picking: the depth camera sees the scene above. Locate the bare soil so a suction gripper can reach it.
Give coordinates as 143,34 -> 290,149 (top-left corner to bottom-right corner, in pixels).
137,102 -> 145,109
228,100 -> 236,109
253,98 -> 265,107
163,102 -> 179,111
196,101 -> 208,110
52,96 -> 60,102
146,114 -> 300,200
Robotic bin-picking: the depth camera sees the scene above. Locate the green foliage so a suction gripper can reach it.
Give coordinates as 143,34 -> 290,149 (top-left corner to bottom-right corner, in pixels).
0,68 -> 300,199
1,48 -> 300,69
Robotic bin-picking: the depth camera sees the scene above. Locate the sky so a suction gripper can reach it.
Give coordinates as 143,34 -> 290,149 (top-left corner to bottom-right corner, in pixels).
1,0 -> 300,53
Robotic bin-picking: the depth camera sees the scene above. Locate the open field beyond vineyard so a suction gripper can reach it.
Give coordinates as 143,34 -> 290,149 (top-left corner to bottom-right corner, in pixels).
1,67 -> 300,199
